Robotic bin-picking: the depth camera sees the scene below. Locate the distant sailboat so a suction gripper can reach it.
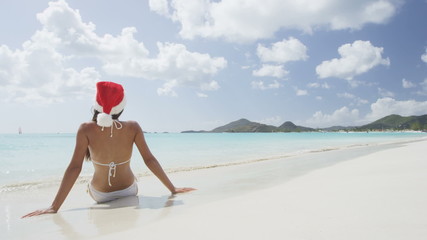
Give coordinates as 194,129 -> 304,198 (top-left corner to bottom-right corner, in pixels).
18,127 -> 22,134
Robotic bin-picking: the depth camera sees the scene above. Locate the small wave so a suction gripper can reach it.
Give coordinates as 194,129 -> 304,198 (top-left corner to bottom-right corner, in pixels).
0,176 -> 95,194
160,143 -> 378,174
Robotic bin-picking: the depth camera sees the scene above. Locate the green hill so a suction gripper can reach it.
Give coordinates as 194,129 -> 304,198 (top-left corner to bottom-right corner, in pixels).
181,114 -> 427,133
358,114 -> 427,131
210,119 -> 313,133
278,121 -> 314,132
211,118 -> 278,132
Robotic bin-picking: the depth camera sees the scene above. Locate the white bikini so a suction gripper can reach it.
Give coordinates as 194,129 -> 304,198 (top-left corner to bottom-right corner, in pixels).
88,180 -> 138,203
88,159 -> 138,203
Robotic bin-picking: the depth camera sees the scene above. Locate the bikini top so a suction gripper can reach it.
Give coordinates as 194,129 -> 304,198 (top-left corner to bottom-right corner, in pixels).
92,159 -> 131,186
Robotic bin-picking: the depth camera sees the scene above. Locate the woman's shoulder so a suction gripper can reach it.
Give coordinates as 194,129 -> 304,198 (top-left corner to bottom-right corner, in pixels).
122,120 -> 140,127
123,120 -> 139,124
78,121 -> 98,132
122,120 -> 143,132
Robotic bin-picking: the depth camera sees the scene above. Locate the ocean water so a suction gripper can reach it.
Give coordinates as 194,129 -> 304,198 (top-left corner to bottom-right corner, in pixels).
0,131 -> 425,191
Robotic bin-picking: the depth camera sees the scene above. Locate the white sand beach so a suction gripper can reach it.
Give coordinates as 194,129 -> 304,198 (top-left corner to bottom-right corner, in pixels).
3,138 -> 427,240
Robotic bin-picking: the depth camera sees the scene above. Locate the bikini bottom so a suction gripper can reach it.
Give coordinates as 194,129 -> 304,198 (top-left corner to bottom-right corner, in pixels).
87,181 -> 138,203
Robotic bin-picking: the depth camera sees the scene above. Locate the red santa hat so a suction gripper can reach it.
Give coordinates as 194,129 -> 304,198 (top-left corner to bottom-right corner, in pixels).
93,81 -> 126,127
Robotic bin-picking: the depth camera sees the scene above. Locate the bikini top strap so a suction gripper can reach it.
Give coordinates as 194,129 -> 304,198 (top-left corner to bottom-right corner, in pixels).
92,159 -> 131,186
100,120 -> 123,137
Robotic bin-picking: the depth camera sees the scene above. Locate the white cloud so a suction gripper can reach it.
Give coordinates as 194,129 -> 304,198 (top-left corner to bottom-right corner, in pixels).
0,30 -> 99,103
295,88 -> 308,96
306,97 -> 427,128
196,92 -> 208,98
103,41 -> 227,93
366,97 -> 427,121
358,99 -> 370,105
316,40 -> 390,80
151,0 -> 401,42
149,0 -> 171,17
201,80 -> 220,91
306,107 -> 360,128
251,80 -> 281,90
253,38 -> 306,80
0,0 -> 227,102
252,64 -> 288,78
422,48 -> 427,63
41,1 -> 227,94
337,92 -> 368,105
257,37 -> 308,63
157,80 -> 178,97
378,88 -> 394,97
417,78 -> 427,96
337,92 -> 355,99
307,82 -> 330,89
402,78 -> 416,88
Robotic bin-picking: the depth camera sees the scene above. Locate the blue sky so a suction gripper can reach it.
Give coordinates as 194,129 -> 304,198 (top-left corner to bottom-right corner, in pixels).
0,0 -> 426,133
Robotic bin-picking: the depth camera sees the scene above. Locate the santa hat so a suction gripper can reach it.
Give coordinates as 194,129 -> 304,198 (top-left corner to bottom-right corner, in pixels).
93,81 -> 126,127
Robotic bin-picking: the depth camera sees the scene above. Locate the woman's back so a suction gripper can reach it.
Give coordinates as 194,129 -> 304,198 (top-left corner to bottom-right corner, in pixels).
85,121 -> 138,192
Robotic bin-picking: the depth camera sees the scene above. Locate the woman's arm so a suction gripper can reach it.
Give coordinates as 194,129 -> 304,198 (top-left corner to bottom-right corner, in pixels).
133,122 -> 195,194
22,124 -> 89,218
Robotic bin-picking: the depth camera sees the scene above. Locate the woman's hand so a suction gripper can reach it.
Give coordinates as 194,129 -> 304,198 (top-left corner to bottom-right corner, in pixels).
172,187 -> 197,194
21,206 -> 57,218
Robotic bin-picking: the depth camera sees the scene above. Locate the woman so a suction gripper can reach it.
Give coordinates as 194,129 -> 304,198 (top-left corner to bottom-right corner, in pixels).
23,81 -> 195,218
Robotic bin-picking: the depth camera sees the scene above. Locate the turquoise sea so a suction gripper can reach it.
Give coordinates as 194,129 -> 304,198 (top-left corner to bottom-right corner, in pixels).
0,131 -> 425,191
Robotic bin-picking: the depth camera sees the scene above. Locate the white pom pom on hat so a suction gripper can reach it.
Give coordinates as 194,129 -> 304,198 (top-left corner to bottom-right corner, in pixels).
93,81 -> 126,127
97,113 -> 114,127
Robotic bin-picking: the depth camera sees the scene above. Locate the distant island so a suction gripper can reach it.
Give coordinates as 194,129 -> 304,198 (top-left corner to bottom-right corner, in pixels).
182,114 -> 427,133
